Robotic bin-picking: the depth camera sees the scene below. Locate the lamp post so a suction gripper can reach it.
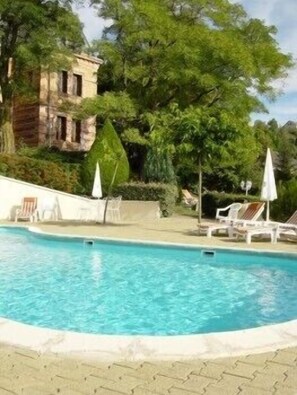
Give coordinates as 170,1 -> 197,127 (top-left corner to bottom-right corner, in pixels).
240,180 -> 252,196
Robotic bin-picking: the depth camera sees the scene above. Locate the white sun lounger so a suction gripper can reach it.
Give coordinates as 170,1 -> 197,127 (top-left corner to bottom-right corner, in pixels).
197,223 -> 230,238
232,225 -> 278,244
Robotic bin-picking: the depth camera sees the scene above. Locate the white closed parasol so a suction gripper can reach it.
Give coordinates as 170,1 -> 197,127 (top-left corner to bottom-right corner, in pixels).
261,148 -> 277,221
92,162 -> 102,199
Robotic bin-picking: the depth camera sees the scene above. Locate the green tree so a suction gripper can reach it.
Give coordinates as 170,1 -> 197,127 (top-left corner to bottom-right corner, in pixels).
142,105 -> 242,222
205,127 -> 262,192
70,91 -> 137,129
81,119 -> 130,194
92,0 -> 292,118
89,0 -> 292,182
253,120 -> 277,152
0,0 -> 84,153
267,118 -> 279,134
174,108 -> 243,222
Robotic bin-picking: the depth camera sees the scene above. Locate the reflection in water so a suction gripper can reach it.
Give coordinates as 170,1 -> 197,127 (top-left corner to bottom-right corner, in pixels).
90,251 -> 103,283
257,269 -> 277,315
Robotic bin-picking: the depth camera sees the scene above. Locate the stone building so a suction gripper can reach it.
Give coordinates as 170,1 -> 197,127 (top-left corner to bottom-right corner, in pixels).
13,53 -> 102,151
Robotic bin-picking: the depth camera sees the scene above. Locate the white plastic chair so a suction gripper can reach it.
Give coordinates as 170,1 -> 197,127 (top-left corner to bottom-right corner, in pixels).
40,196 -> 58,221
106,196 -> 122,222
216,203 -> 242,222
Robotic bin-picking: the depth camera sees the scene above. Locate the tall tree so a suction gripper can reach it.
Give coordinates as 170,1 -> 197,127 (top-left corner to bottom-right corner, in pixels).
267,118 -> 279,134
253,120 -> 277,162
142,105 -> 243,222
205,128 -> 262,192
88,0 -> 292,183
92,0 -> 292,119
0,0 -> 84,153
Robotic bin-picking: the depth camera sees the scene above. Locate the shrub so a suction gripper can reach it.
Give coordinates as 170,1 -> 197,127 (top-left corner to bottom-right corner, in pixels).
17,145 -> 85,164
202,191 -> 260,218
270,179 -> 297,221
114,182 -> 178,217
81,119 -> 130,194
0,154 -> 83,194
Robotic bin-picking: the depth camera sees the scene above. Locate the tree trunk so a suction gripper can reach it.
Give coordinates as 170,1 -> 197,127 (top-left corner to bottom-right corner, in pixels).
103,160 -> 121,224
0,101 -> 15,153
198,157 -> 202,224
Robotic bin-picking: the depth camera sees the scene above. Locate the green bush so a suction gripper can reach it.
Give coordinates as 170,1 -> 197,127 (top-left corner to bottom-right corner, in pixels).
114,182 -> 178,217
270,179 -> 297,222
202,191 -> 260,218
81,119 -> 130,194
17,145 -> 85,164
0,154 -> 83,194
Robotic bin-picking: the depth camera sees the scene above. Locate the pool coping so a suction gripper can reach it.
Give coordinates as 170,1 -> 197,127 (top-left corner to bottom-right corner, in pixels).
1,224 -> 297,361
8,224 -> 297,257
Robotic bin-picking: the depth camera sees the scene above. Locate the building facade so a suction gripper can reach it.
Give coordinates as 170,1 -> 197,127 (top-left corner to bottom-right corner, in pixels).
13,53 -> 102,151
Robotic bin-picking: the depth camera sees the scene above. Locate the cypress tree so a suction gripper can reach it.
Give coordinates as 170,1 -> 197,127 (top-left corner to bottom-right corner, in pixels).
143,148 -> 176,184
81,119 -> 129,194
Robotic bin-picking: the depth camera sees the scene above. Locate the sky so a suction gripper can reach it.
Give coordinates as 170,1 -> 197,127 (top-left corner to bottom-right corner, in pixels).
74,0 -> 297,126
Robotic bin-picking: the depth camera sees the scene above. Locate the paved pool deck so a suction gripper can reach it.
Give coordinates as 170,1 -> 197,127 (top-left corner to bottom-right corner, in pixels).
0,215 -> 296,394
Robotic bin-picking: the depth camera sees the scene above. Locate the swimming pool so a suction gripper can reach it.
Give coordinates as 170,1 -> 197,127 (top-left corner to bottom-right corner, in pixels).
0,226 -> 296,336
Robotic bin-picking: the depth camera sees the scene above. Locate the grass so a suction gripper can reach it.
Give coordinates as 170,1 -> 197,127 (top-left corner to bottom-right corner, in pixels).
174,204 -> 199,218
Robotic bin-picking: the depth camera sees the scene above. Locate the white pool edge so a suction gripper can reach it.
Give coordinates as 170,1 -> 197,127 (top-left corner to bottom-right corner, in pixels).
26,225 -> 297,257
0,225 -> 297,361
1,316 -> 297,361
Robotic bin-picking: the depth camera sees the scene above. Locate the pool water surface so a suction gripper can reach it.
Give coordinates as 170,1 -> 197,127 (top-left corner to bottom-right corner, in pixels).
0,227 -> 296,336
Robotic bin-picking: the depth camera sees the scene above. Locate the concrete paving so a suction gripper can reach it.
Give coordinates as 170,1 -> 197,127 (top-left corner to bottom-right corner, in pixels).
33,215 -> 297,253
0,215 -> 296,394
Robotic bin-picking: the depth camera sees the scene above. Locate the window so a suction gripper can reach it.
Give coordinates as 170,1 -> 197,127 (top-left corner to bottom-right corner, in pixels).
56,116 -> 67,141
72,74 -> 82,96
58,71 -> 68,94
72,120 -> 81,143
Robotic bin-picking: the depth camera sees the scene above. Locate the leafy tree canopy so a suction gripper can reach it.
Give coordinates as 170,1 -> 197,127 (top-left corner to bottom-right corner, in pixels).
92,0 -> 292,119
84,0 -> 293,186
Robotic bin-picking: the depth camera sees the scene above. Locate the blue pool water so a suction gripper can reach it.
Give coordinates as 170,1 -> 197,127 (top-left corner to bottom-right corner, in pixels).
0,227 -> 296,336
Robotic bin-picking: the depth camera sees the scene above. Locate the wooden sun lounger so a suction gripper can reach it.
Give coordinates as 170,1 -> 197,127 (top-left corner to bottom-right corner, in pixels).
15,197 -> 38,222
182,189 -> 198,208
198,202 -> 265,238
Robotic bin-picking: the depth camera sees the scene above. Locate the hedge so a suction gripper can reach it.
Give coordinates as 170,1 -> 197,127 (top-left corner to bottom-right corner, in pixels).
0,154 -> 83,194
114,182 -> 178,217
202,191 -> 260,218
17,145 -> 85,164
